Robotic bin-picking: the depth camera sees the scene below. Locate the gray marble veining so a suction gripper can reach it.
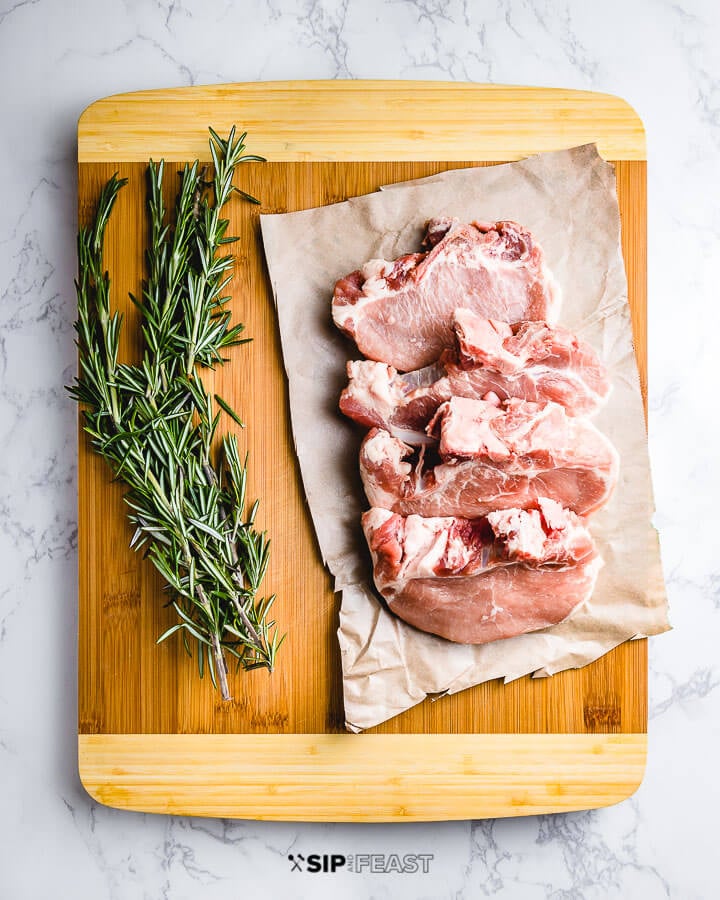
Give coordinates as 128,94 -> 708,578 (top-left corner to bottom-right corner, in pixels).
0,0 -> 715,897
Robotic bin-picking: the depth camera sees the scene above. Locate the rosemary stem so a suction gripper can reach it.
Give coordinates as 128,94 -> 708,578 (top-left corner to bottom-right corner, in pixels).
211,630 -> 231,702
196,583 -> 231,701
185,307 -> 201,376
200,459 -> 264,651
229,592 -> 264,651
97,306 -> 121,427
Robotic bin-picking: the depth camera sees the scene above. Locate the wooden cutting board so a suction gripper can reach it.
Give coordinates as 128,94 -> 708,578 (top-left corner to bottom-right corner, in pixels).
77,81 -> 647,821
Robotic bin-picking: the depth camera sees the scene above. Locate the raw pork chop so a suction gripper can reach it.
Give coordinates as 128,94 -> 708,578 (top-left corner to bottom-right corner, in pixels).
340,309 -> 610,441
332,218 -> 560,371
362,503 -> 601,644
360,396 -> 618,518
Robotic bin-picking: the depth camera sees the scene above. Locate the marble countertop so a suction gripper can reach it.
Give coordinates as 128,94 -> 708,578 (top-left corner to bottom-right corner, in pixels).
0,0 -> 715,897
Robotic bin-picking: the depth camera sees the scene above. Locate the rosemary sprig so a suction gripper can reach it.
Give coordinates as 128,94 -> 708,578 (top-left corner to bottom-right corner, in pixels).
69,128 -> 282,701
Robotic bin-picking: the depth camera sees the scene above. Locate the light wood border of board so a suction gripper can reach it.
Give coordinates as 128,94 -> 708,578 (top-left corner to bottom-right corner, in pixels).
78,80 -> 646,162
79,733 -> 646,821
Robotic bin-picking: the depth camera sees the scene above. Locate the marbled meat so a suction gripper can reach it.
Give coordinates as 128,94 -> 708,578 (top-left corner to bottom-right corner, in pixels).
360,396 -> 618,518
340,309 -> 610,442
332,218 -> 560,371
362,502 -> 601,643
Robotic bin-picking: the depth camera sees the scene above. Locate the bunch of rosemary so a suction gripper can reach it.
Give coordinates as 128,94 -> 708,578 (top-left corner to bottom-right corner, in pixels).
69,127 -> 282,701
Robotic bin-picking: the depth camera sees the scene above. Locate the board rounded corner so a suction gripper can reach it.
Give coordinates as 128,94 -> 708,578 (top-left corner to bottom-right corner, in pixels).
598,90 -> 647,158
78,734 -> 151,816
78,92 -> 123,158
77,85 -> 172,158
600,731 -> 648,810
77,734 -> 114,810
78,92 -> 121,140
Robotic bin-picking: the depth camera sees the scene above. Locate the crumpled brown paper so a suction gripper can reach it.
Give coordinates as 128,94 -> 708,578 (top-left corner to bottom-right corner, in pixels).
260,144 -> 670,732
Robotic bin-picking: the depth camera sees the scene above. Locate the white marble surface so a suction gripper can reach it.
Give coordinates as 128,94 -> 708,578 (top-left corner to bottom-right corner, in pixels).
0,0 -> 715,897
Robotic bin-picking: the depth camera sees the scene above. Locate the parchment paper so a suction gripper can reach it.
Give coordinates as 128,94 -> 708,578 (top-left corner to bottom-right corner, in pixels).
260,144 -> 670,732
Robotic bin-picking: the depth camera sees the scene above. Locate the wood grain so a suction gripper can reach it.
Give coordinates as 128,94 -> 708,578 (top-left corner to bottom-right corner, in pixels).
79,732 -> 646,821
77,82 -> 648,819
78,81 -> 646,162
78,158 -> 647,737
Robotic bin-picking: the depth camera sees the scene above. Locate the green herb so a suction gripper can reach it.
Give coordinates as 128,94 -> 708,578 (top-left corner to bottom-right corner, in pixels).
69,127 -> 283,701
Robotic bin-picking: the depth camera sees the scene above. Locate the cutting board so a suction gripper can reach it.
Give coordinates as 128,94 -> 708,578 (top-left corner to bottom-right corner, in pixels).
77,81 -> 647,821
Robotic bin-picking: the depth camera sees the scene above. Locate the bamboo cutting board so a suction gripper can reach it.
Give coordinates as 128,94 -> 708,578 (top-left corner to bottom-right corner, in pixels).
77,81 -> 648,821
